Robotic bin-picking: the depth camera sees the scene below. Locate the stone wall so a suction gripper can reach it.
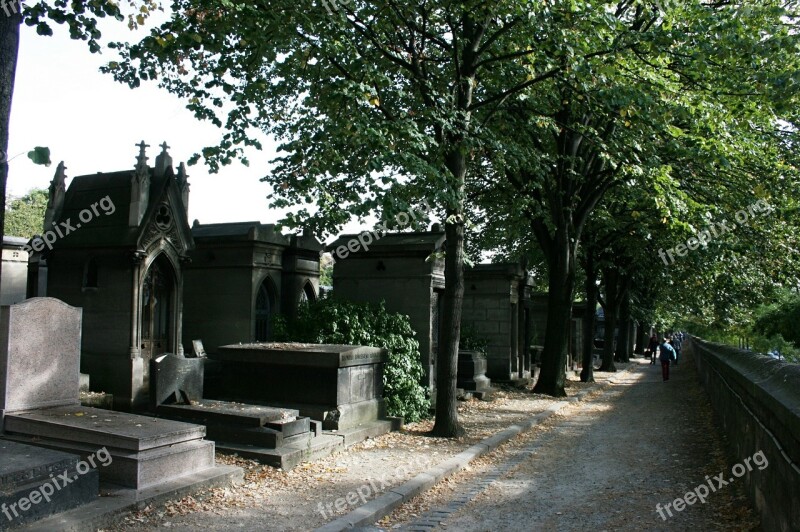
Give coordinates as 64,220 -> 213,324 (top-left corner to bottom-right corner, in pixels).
690,338 -> 800,532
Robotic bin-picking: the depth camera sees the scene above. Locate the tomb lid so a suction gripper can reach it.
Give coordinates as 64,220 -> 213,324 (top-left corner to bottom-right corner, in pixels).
216,342 -> 387,368
3,236 -> 29,248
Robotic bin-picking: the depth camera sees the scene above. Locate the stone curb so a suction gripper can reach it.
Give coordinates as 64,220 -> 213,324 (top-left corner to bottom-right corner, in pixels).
314,369 -> 633,532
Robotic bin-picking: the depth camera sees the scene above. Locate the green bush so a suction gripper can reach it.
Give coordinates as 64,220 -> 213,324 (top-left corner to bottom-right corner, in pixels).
273,298 -> 431,422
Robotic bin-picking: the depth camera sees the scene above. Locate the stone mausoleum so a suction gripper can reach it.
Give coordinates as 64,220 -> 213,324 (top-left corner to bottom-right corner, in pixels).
28,142 -> 194,410
328,228 -> 445,388
461,263 -> 536,382
183,222 -> 322,354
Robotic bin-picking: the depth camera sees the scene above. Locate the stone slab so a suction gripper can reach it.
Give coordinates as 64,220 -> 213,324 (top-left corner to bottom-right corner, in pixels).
217,433 -> 344,470
0,298 -> 82,417
0,464 -> 98,528
216,343 -> 387,368
0,440 -> 79,490
326,420 -> 393,447
4,406 -> 206,452
3,434 -> 216,490
157,400 -> 299,427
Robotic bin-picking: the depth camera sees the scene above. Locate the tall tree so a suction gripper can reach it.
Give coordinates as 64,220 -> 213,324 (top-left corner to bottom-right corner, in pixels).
106,0 -> 644,429
0,1 -> 155,282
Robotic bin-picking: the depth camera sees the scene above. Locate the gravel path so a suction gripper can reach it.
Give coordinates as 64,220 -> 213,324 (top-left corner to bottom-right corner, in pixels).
379,354 -> 760,531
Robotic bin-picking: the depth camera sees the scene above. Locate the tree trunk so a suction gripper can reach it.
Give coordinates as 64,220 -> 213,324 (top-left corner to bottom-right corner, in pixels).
598,268 -> 618,372
634,321 -> 646,355
599,301 -> 618,371
0,8 -> 22,285
533,227 -> 575,397
580,253 -> 597,383
431,219 -> 466,437
617,294 -> 632,362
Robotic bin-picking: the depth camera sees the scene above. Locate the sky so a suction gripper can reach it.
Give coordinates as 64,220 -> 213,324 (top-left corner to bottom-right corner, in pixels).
7,9 -> 363,240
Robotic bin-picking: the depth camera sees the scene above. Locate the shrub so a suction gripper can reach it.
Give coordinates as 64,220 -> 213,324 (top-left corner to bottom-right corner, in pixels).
273,298 -> 431,422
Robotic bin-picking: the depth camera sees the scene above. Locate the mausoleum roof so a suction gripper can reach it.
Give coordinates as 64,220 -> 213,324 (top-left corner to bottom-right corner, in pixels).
326,230 -> 445,254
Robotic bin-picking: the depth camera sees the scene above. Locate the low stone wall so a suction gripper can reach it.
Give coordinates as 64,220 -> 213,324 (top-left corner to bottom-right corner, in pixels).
689,337 -> 800,532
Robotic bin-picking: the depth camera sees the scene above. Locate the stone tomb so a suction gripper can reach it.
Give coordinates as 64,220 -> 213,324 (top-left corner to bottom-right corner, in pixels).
212,343 -> 387,431
150,353 -> 342,469
0,298 -> 234,490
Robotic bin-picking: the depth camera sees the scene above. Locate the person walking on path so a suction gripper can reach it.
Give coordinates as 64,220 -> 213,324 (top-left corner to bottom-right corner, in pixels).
647,334 -> 660,365
659,337 -> 677,381
672,334 -> 683,365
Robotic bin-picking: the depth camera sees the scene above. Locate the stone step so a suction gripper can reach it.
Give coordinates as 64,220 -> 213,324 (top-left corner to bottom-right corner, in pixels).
217,433 -> 344,470
4,406 -> 206,451
4,435 -> 215,490
157,400 -> 299,427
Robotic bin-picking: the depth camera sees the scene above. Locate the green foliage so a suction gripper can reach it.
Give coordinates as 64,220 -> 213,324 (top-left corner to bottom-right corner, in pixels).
273,298 -> 431,422
26,147 -> 51,166
5,188 -> 47,238
752,291 -> 800,347
751,334 -> 800,364
746,290 -> 800,363
459,324 -> 488,356
319,255 -> 333,287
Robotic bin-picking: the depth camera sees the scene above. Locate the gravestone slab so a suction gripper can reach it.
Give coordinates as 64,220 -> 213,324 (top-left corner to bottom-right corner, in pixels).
0,298 -> 81,421
150,353 -> 205,409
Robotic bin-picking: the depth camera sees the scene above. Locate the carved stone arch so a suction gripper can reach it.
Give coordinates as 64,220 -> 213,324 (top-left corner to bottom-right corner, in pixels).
254,275 -> 278,342
299,279 -> 316,305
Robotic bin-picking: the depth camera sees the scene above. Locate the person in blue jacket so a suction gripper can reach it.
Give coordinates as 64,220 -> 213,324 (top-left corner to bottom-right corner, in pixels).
659,337 -> 677,382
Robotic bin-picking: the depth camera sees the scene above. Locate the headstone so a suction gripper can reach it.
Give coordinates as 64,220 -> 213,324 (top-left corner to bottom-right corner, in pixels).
0,298 -> 81,421
150,353 -> 204,408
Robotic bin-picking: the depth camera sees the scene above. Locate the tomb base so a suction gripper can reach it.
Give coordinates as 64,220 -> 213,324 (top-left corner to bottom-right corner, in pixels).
3,406 -> 215,490
457,350 -> 492,392
0,440 -> 98,527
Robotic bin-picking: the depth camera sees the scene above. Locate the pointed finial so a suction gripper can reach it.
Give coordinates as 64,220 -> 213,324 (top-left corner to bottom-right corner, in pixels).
135,140 -> 150,171
177,162 -> 188,184
53,161 -> 67,182
154,140 -> 173,176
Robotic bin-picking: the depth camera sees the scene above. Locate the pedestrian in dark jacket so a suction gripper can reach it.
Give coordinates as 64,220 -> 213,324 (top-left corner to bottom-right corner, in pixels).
659,337 -> 677,382
647,335 -> 660,365
672,335 -> 682,365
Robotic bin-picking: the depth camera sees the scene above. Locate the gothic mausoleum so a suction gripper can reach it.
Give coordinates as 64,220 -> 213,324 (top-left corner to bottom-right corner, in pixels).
182,222 -> 322,355
29,142 -> 194,410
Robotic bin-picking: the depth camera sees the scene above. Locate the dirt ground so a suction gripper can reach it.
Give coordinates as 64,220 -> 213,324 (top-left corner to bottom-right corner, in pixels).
106,354 -> 759,531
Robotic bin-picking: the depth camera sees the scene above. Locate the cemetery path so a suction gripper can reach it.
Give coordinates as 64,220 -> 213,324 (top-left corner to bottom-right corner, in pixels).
112,355 -> 759,532
378,355 -> 760,531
